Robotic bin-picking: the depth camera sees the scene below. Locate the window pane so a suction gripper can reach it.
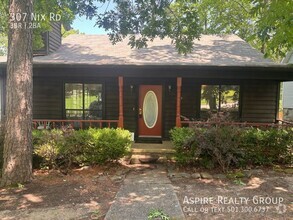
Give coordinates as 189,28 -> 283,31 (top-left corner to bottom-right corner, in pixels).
201,85 -> 219,112
66,110 -> 83,119
220,85 -> 239,112
65,83 -> 83,110
84,84 -> 103,119
200,84 -> 240,120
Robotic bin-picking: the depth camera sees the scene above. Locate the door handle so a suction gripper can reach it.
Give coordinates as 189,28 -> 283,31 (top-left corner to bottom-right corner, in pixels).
139,108 -> 142,117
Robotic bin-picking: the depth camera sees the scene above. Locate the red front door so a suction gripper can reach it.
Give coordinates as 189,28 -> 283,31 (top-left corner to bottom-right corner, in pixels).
138,85 -> 162,137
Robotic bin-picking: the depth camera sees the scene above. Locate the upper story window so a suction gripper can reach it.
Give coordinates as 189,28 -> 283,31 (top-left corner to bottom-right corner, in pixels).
200,85 -> 239,119
65,83 -> 103,119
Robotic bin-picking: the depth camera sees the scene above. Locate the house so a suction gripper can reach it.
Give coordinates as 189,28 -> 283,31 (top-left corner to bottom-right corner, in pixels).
282,51 -> 293,121
0,29 -> 292,142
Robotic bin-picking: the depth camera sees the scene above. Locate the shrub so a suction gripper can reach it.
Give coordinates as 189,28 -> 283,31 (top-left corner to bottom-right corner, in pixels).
33,128 -> 132,169
33,129 -> 64,169
85,128 -> 131,164
170,127 -> 196,165
60,128 -> 92,168
170,125 -> 293,171
191,125 -> 244,172
241,128 -> 293,165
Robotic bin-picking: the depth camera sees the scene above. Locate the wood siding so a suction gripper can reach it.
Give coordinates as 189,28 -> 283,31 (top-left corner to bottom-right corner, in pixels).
33,78 -> 63,119
241,80 -> 279,123
104,78 -> 119,120
48,22 -> 61,53
29,67 -> 282,139
33,22 -> 61,56
181,79 -> 201,120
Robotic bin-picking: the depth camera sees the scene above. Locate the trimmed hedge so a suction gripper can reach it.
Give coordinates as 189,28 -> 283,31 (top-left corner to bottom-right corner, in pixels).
33,128 -> 132,169
170,126 -> 293,172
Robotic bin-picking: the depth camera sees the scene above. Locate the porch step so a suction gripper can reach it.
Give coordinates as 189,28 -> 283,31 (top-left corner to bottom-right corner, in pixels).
130,141 -> 175,164
132,148 -> 175,155
135,137 -> 162,144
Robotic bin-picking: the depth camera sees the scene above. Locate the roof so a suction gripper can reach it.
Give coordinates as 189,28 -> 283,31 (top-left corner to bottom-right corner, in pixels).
0,34 -> 282,67
282,50 -> 293,64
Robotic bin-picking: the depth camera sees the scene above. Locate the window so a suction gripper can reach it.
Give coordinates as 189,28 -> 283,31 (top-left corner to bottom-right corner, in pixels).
65,83 -> 103,119
201,85 -> 239,119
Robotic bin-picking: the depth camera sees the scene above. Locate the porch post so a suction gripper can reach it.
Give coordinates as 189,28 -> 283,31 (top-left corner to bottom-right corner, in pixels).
176,77 -> 182,127
118,76 -> 124,128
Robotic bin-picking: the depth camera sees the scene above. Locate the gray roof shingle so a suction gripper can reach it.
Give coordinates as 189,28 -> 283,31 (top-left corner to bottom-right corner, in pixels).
0,34 -> 280,66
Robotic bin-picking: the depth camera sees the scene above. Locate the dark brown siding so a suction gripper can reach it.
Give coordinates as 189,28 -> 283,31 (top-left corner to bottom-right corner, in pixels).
33,22 -> 61,55
104,78 -> 119,120
241,80 -> 279,122
181,79 -> 201,120
33,78 -> 63,119
48,22 -> 61,53
164,79 -> 176,138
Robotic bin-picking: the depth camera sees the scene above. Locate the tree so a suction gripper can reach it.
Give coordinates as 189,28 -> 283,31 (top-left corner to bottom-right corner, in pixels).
0,0 -> 76,186
251,0 -> 293,60
1,0 -> 33,186
0,0 -> 76,53
96,0 -> 201,54
194,0 -> 292,61
61,25 -> 84,38
94,0 -> 292,60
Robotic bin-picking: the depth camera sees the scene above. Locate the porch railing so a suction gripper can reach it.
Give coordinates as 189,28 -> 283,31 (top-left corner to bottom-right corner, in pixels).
33,119 -> 119,130
181,121 -> 293,128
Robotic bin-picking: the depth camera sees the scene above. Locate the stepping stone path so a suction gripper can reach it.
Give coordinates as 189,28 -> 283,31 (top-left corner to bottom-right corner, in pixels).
105,167 -> 185,220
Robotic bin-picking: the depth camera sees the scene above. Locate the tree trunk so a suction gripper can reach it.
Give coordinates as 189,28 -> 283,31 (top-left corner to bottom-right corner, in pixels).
1,0 -> 33,186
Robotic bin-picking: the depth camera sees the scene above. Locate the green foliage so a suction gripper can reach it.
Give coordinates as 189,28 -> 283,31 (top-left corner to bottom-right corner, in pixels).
148,209 -> 170,220
241,128 -> 293,165
0,1 -> 8,33
96,0 -> 201,54
0,34 -> 7,56
0,0 -> 77,51
61,25 -> 84,38
33,129 -> 64,169
85,128 -> 131,164
250,0 -> 293,60
196,0 -> 252,38
171,126 -> 293,171
33,128 -> 131,170
191,125 -> 244,172
2,0 -> 290,59
169,127 -> 196,165
170,127 -> 194,148
95,0 -> 291,60
195,0 -> 293,61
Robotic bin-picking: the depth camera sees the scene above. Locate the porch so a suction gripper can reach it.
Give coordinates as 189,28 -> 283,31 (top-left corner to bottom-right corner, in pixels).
31,73 -> 289,142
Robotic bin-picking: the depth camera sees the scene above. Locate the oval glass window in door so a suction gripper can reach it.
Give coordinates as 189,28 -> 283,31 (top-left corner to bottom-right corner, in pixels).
143,91 -> 158,129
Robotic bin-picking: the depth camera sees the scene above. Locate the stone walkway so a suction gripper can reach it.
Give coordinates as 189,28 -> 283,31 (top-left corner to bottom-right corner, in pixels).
105,166 -> 185,220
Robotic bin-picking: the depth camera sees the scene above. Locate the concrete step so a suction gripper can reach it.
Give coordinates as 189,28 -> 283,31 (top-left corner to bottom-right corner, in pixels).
129,141 -> 175,164
132,148 -> 175,155
129,154 -> 173,164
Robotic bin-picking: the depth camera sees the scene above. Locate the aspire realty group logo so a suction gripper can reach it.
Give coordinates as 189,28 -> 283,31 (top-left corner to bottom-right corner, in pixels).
182,195 -> 287,215
9,12 -> 61,29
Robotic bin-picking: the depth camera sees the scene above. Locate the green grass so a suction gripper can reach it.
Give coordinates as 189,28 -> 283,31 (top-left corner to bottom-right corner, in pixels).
65,95 -> 97,109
